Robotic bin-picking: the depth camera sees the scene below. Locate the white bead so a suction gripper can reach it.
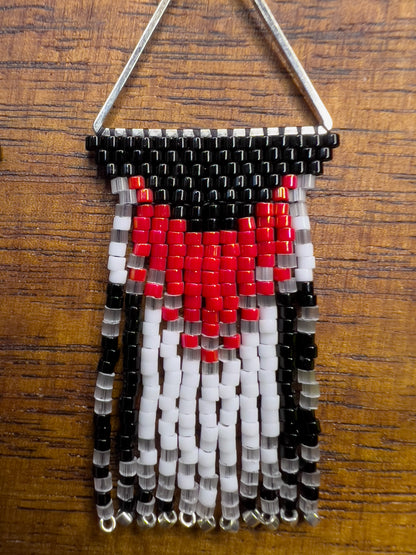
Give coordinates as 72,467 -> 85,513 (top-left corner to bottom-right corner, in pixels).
139,410 -> 156,427
159,343 -> 176,358
222,360 -> 241,373
158,419 -> 175,437
242,358 -> 260,372
259,319 -> 277,333
293,216 -> 310,230
219,451 -> 237,466
179,435 -> 196,451
108,269 -> 128,284
240,382 -> 259,397
199,399 -> 215,414
163,408 -> 179,423
179,425 -> 195,438
259,357 -> 278,371
182,358 -> 201,373
221,396 -> 239,412
108,241 -> 127,257
199,412 -> 217,427
261,409 -> 279,424
259,381 -> 277,397
218,384 -> 235,399
241,332 -> 260,346
141,322 -> 159,336
162,382 -> 180,398
144,307 -> 162,324
240,371 -> 258,386
160,434 -> 177,450
295,268 -> 314,282
179,398 -> 196,414
262,396 -> 279,411
164,371 -> 181,386
221,371 -> 239,387
202,374 -> 219,389
241,421 -> 259,437
199,487 -> 217,508
181,447 -> 199,464
200,426 -> 218,444
142,385 -> 160,400
162,330 -> 180,345
200,387 -> 219,402
142,334 -> 161,349
180,385 -> 197,400
140,449 -> 158,465
218,424 -> 235,446
259,332 -> 278,345
159,458 -> 177,476
140,348 -> 159,375
261,421 -> 280,436
220,475 -> 238,493
159,395 -> 175,411
239,345 -> 257,359
113,215 -> 131,230
178,472 -> 195,490
295,242 -> 314,257
140,397 -> 159,413
198,449 -> 216,467
258,344 -> 276,357
179,412 -> 196,428
181,372 -> 200,389
297,255 -> 316,269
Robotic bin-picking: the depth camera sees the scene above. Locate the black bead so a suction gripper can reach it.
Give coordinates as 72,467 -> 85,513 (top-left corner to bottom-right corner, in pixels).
120,475 -> 135,486
94,414 -> 111,430
240,496 -> 257,510
297,333 -> 315,347
96,149 -> 108,164
101,336 -> 118,351
157,499 -> 173,513
172,205 -> 186,219
298,343 -> 318,359
119,499 -> 135,512
97,357 -> 115,375
260,486 -> 277,500
278,332 -> 296,347
190,219 -> 203,232
106,295 -> 123,309
137,489 -> 153,503
173,189 -> 187,204
301,434 -> 319,447
240,203 -> 255,217
119,396 -> 135,412
278,305 -> 297,319
191,190 -> 204,204
277,367 -> 295,382
102,348 -> 120,364
292,160 -> 305,174
278,319 -> 296,332
86,135 -> 99,151
296,356 -> 315,370
275,162 -> 288,174
257,188 -> 272,201
93,464 -> 109,478
118,434 -> 133,450
301,462 -> 317,473
276,293 -> 297,306
281,499 -> 297,513
297,282 -> 314,295
309,160 -> 323,175
279,408 -> 297,424
323,132 -> 340,148
120,449 -> 134,462
279,444 -> 297,459
281,472 -> 298,485
278,356 -> 296,370
94,437 -> 111,450
300,484 -> 319,501
105,163 -> 118,178
298,292 -> 317,307
95,492 -> 111,506
280,394 -> 296,408
125,294 -> 142,308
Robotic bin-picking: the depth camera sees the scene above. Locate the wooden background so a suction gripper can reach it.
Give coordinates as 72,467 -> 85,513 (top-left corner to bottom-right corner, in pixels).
0,0 -> 415,553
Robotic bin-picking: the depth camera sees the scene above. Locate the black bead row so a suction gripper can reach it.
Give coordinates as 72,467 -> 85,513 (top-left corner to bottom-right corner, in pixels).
93,284 -> 122,509
86,132 -> 339,179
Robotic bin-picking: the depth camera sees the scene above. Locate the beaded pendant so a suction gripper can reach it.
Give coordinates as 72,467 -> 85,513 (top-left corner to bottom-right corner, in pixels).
86,0 -> 339,534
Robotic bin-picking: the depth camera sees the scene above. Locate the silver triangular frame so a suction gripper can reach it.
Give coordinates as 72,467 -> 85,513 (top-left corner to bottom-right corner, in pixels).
93,0 -> 333,135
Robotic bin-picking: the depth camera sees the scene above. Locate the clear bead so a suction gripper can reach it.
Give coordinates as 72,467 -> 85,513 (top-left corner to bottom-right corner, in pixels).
94,399 -> 112,415
148,269 -> 166,284
127,254 -> 145,269
110,229 -> 129,243
261,436 -> 278,449
297,319 -> 317,334
136,498 -> 155,517
240,483 -> 258,498
261,462 -> 281,476
126,280 -> 144,295
185,321 -> 202,335
302,383 -> 320,397
196,502 -> 215,519
96,372 -> 115,389
256,267 -> 273,281
156,484 -> 175,502
93,449 -> 111,466
260,498 -> 279,515
94,386 -> 113,402
159,474 -> 176,488
119,460 -> 136,477
201,362 -> 219,375
183,348 -> 201,362
242,447 -> 260,461
118,189 -> 137,205
280,457 -> 299,473
240,470 -> 259,485
280,483 -> 297,501
297,369 -> 317,384
300,393 -> 319,410
115,203 -> 132,217
220,323 -> 237,336
301,444 -> 320,462
295,229 -> 311,244
221,491 -> 239,507
200,476 -> 218,490
117,481 -> 134,501
263,474 -> 282,490
145,297 -> 163,310
277,254 -> 297,268
278,278 -> 297,293
181,487 -> 198,503
240,320 -> 259,333
94,473 -> 113,493
219,347 -> 237,361
103,306 -> 122,324
221,504 -> 240,521
239,296 -> 257,309
301,470 -> 321,487
96,500 -> 114,520
167,317 -> 184,332
101,322 -> 120,338
301,305 -> 319,320
257,295 -> 276,307
139,475 -> 156,490
201,336 -> 219,350
299,496 -> 319,514
164,295 -> 182,309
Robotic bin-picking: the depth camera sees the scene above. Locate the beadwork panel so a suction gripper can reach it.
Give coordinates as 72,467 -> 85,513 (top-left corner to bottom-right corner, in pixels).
0,0 -> 415,554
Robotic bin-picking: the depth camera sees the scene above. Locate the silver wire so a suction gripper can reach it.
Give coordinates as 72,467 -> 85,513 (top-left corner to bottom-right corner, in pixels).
93,0 -> 333,134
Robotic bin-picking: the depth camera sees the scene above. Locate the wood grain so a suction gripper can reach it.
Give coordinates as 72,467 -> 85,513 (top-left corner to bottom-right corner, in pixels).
0,0 -> 415,553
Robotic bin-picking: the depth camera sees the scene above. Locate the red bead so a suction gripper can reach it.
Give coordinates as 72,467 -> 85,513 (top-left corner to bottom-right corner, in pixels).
151,218 -> 169,232
181,334 -> 199,348
151,243 -> 168,258
201,349 -> 218,363
154,204 -> 170,218
257,254 -> 275,267
220,310 -> 237,324
204,245 -> 221,258
185,232 -> 202,245
201,271 -> 220,285
257,281 -> 275,295
243,244 -> 258,257
149,229 -> 166,244
237,257 -> 255,270
144,282 -> 163,298
222,243 -> 240,257
256,227 -> 274,242
221,282 -> 237,296
169,219 -> 187,232
137,188 -> 153,203
223,296 -> 239,310
202,284 -> 221,298
162,307 -> 179,321
167,282 -> 184,295
167,231 -> 184,245
275,202 -> 289,216
239,282 -> 256,296
274,268 -> 291,281
129,176 -> 145,189
257,216 -> 275,228
241,308 -> 259,321
278,227 -> 295,242
257,241 -> 276,255
223,335 -> 240,349
187,245 -> 204,258
272,186 -> 289,202
133,243 -> 151,257
219,269 -> 235,283
132,229 -> 149,244
184,282 -> 202,296
184,257 -> 203,271
169,243 -> 186,257
149,256 -> 167,271
129,268 -> 147,282
136,204 -> 154,218
133,216 -> 151,230
184,295 -> 202,309
202,257 -> 221,271
184,269 -> 201,283
220,230 -> 238,244
184,309 -> 201,322
167,256 -> 184,270
276,215 -> 292,228
276,241 -> 293,254
282,175 -> 297,190
205,297 -> 223,311
220,257 -> 238,270
202,309 -> 219,324
203,232 -> 220,245
238,231 -> 256,245
239,217 -> 256,231
202,323 -> 220,337
256,202 -> 274,217
165,269 -> 182,282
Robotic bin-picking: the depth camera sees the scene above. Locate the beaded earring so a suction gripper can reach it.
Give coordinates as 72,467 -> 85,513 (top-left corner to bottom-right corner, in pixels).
86,0 -> 339,534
